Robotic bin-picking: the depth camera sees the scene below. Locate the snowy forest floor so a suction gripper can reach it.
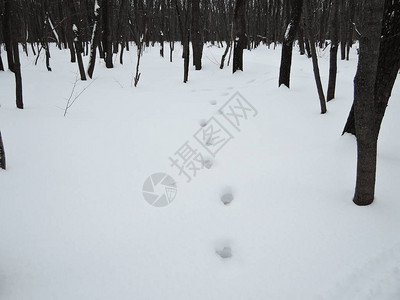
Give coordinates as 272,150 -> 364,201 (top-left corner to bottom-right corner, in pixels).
1,43 -> 400,299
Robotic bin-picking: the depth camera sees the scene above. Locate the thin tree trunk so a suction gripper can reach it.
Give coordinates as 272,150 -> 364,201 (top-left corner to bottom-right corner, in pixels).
220,41 -> 231,69
327,0 -> 339,101
304,0 -> 326,114
0,47 -> 4,71
13,41 -> 24,109
298,25 -> 305,55
0,131 -> 5,170
88,0 -> 101,78
339,0 -> 347,60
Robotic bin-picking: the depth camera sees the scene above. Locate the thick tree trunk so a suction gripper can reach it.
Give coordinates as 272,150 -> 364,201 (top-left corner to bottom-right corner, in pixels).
342,0 -> 400,137
232,0 -> 247,73
373,0 -> 400,136
353,0 -> 384,206
278,0 -> 303,87
0,131 -> 5,170
304,0 -> 326,114
327,0 -> 339,101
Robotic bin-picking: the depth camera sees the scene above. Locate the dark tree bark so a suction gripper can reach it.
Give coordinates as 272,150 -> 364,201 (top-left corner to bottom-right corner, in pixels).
352,0 -> 385,206
327,0 -> 339,101
103,0 -> 114,68
232,0 -> 247,73
13,40 -> 23,109
304,0 -> 326,114
346,0 -> 356,61
278,0 -> 303,87
0,47 -> 4,71
373,0 -> 400,136
339,0 -> 347,60
0,131 -> 5,170
220,41 -> 231,69
175,0 -> 190,83
297,25 -> 305,55
191,0 -> 202,70
88,0 -> 101,79
3,0 -> 24,109
67,1 -> 87,81
343,0 -> 400,137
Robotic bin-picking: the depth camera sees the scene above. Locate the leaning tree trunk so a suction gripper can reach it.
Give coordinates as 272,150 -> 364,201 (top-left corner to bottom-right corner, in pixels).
327,0 -> 339,101
352,0 -> 384,206
232,0 -> 247,73
304,0 -> 326,114
0,131 -> 6,170
278,0 -> 303,87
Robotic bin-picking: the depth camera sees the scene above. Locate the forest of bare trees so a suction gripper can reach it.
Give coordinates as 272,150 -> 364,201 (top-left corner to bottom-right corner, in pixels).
1,0 -> 399,206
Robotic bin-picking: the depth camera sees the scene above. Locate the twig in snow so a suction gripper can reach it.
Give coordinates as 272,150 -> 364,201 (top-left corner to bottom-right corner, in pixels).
64,74 -> 96,116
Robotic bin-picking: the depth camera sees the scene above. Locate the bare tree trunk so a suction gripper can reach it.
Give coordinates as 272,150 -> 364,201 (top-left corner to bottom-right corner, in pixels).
352,0 -> 384,206
67,1 -> 87,80
327,0 -> 339,101
339,0 -> 347,60
0,48 -> 4,71
0,131 -> 5,170
175,0 -> 190,83
88,0 -> 101,79
191,0 -> 202,70
232,0 -> 247,73
304,0 -> 326,114
3,0 -> 24,109
278,0 -> 303,87
373,0 -> 400,136
103,0 -> 113,68
220,41 -> 231,69
297,25 -> 305,55
343,0 -> 400,138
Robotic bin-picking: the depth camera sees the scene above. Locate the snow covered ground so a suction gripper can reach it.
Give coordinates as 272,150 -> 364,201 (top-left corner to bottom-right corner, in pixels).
1,43 -> 400,299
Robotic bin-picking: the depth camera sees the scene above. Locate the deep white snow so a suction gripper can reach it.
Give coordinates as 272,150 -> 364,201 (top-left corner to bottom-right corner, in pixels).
1,43 -> 400,300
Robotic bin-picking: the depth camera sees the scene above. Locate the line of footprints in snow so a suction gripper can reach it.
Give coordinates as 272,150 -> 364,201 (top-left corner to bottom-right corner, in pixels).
216,193 -> 233,259
203,98 -> 233,259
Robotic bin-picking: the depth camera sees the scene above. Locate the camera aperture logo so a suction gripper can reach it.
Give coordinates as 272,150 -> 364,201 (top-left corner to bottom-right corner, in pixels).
142,173 -> 177,207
